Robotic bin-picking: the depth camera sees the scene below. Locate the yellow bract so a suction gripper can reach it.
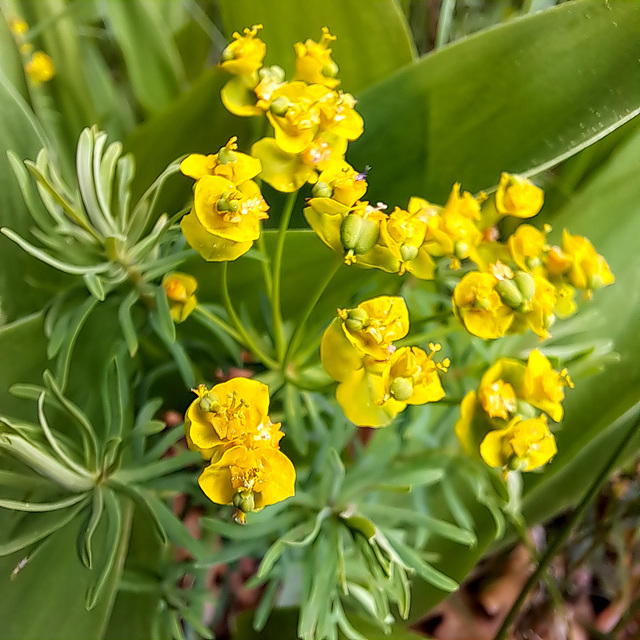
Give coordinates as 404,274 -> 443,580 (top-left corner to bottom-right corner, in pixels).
321,297 -> 448,427
294,27 -> 340,88
522,349 -> 573,422
480,415 -> 556,472
561,230 -> 615,291
162,272 -> 197,323
184,379 -> 295,519
495,172 -> 544,219
219,24 -> 266,76
452,272 -> 514,339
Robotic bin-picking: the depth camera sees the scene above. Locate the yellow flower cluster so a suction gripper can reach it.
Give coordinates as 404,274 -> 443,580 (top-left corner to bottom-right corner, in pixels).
180,137 -> 269,261
162,272 -> 197,323
305,174 -> 488,276
455,349 -> 573,474
8,17 -> 55,84
321,296 -> 449,427
184,378 -> 295,523
453,218 -> 614,340
218,25 -> 364,192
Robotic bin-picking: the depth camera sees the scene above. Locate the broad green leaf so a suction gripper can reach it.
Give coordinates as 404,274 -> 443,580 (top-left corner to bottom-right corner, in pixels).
124,66 -> 252,211
101,0 -> 186,113
0,499 -> 133,640
349,0 -> 640,206
520,127 -> 640,524
219,0 -> 416,94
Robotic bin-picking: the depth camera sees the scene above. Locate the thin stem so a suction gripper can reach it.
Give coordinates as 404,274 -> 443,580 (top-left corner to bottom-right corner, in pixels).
493,411 -> 640,640
435,0 -> 456,49
193,305 -> 243,343
221,263 -> 278,369
256,232 -> 273,298
271,192 -> 298,360
284,257 -> 342,371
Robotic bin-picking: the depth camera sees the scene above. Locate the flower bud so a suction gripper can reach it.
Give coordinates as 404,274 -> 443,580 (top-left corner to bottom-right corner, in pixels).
233,489 -> 256,514
311,181 -> 333,198
495,279 -> 524,309
270,95 -> 290,116
389,377 -> 414,402
340,214 -> 380,255
400,244 -> 419,262
454,241 -> 470,260
514,271 -> 536,301
345,308 -> 367,332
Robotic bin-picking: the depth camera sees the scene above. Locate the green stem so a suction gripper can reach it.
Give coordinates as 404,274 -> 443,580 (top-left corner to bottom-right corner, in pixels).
221,262 -> 278,369
193,305 -> 242,343
271,192 -> 298,360
256,231 -> 273,298
395,310 -> 454,346
493,410 -> 640,640
284,257 -> 342,371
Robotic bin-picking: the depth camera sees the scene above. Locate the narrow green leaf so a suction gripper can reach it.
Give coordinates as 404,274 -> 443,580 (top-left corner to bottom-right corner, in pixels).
117,290 -> 140,357
83,272 -> 106,301
283,384 -> 308,455
116,450 -> 199,485
86,488 -> 123,610
81,487 -> 105,568
0,492 -> 87,513
253,578 -> 280,632
139,491 -> 206,560
0,498 -> 88,556
151,286 -> 176,344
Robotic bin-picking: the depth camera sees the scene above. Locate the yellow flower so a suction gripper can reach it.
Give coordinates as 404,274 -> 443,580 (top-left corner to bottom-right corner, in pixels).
181,174 -> 268,262
8,17 -> 29,36
338,296 -> 409,361
180,137 -> 261,185
304,199 -> 398,271
480,415 -> 556,472
320,296 -> 409,381
454,391 -> 480,456
313,162 -> 368,207
522,349 -> 573,422
554,282 -> 576,318
452,272 -> 514,339
294,27 -> 340,88
382,344 -> 447,406
381,206 -> 436,279
317,90 -> 363,141
267,82 -> 327,154
25,51 -> 55,84
478,378 -> 517,421
219,24 -> 266,76
184,379 -> 271,454
561,230 -> 615,291
508,274 -> 556,338
420,184 -> 483,268
508,223 -> 549,272
252,132 -> 346,193
495,173 -> 544,219
220,75 -> 264,117
336,366 -> 404,428
162,272 -> 197,323
198,444 -> 295,513
545,245 -> 572,277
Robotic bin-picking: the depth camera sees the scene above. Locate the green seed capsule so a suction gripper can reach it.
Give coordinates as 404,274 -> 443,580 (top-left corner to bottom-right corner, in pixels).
270,96 -> 290,117
495,279 -> 524,309
312,181 -> 333,198
199,392 -> 220,413
400,244 -> 419,262
514,271 -> 536,301
322,61 -> 339,78
389,377 -> 414,402
345,308 -> 367,332
340,214 -> 380,255
233,490 -> 256,514
220,47 -> 235,62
